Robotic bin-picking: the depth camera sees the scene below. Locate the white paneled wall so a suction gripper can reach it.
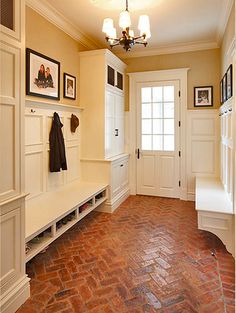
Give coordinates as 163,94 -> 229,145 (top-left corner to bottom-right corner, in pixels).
187,110 -> 220,200
220,100 -> 234,203
25,101 -> 82,200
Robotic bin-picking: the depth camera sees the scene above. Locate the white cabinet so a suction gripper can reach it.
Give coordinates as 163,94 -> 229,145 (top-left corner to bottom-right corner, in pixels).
80,49 -> 129,212
111,156 -> 129,200
105,90 -> 124,158
80,49 -> 126,160
0,1 -> 30,311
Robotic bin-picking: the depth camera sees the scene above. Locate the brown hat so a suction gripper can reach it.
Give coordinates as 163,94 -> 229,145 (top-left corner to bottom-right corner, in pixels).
71,114 -> 79,132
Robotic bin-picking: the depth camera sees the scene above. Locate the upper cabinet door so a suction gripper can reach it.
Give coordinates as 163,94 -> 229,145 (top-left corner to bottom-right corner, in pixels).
107,65 -> 124,91
0,0 -> 21,41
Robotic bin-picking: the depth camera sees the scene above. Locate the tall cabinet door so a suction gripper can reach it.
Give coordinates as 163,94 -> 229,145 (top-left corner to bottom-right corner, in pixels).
114,93 -> 124,156
105,91 -> 116,158
105,90 -> 124,159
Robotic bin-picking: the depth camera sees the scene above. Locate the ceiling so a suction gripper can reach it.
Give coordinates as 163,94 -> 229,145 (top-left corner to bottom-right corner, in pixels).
27,0 -> 234,57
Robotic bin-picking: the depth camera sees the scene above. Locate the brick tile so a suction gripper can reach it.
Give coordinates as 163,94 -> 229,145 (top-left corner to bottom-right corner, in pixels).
17,196 -> 235,313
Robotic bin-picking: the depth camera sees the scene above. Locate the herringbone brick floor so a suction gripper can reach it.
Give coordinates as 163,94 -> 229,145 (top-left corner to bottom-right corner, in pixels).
18,196 -> 235,313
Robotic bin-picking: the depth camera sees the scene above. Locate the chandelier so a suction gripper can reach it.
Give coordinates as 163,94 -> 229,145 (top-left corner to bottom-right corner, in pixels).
102,0 -> 151,51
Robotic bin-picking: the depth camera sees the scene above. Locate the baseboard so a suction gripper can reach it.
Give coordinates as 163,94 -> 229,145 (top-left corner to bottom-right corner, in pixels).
187,191 -> 195,201
96,188 -> 130,213
1,275 -> 30,313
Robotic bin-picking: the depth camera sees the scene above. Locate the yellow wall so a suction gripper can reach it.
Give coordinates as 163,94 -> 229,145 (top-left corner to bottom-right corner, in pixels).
123,48 -> 220,111
220,3 -> 235,74
25,6 -> 86,106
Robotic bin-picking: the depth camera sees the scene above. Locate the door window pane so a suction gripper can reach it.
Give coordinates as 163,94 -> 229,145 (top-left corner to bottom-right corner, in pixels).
142,135 -> 152,150
153,135 -> 162,150
164,102 -> 174,118
142,88 -> 152,102
153,87 -> 162,102
142,119 -> 152,134
164,135 -> 174,151
153,102 -> 162,118
142,103 -> 152,118
164,119 -> 174,134
164,86 -> 174,102
153,119 -> 163,134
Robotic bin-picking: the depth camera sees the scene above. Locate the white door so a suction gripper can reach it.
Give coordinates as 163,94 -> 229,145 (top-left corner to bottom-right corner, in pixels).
137,81 -> 180,198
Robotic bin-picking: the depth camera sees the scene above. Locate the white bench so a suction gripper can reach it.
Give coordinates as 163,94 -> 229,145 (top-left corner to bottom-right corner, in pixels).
25,181 -> 108,262
195,177 -> 234,256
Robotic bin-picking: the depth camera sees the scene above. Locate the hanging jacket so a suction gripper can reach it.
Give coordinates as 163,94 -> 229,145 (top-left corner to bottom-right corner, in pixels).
49,112 -> 67,172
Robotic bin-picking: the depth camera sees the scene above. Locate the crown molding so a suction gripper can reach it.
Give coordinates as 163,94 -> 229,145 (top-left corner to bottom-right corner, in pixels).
25,0 -> 101,49
216,0 -> 234,45
226,36 -> 236,57
116,40 -> 219,59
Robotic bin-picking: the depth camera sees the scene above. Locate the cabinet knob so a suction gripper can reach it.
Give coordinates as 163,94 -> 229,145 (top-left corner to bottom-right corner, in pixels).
115,129 -> 119,136
120,164 -> 124,167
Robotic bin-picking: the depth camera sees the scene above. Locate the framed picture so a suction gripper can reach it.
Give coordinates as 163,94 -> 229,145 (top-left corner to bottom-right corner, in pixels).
220,79 -> 223,104
63,73 -> 76,100
226,64 -> 233,100
194,86 -> 213,107
222,74 -> 227,103
26,48 -> 60,100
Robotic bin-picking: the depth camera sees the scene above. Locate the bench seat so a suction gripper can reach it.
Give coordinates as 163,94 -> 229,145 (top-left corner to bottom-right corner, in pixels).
195,177 -> 234,256
25,181 -> 108,262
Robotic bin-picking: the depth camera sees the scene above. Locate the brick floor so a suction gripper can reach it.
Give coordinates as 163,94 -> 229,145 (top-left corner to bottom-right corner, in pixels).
18,196 -> 235,313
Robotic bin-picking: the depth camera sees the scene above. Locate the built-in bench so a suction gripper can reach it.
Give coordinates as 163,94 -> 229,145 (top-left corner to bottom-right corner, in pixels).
195,177 -> 234,256
25,181 -> 108,262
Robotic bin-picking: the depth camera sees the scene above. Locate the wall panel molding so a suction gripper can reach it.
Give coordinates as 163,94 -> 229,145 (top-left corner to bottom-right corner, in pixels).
187,109 -> 220,199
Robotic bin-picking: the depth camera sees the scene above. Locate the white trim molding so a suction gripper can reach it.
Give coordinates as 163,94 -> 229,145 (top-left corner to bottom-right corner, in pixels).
118,40 -> 219,59
216,0 -> 235,45
25,0 -> 101,49
127,68 -> 189,200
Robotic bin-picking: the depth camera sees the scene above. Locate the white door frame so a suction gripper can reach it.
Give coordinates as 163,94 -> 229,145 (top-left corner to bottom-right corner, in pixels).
127,68 -> 189,200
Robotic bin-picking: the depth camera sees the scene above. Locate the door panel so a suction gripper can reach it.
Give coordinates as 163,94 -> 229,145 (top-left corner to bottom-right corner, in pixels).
137,81 -> 180,198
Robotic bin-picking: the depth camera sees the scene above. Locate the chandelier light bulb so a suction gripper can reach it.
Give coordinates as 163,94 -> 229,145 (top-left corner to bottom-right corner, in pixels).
119,10 -> 131,29
138,15 -> 150,32
109,27 -> 117,39
102,18 -> 113,34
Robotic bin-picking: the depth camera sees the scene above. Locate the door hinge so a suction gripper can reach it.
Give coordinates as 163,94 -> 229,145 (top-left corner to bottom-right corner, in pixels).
179,180 -> 181,187
179,121 -> 181,127
178,91 -> 181,97
179,151 -> 181,157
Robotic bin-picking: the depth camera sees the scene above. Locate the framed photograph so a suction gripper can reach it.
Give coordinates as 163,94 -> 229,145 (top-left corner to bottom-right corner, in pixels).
220,79 -> 223,104
26,48 -> 60,100
194,86 -> 213,107
64,73 -> 76,100
222,74 -> 227,103
226,64 -> 233,100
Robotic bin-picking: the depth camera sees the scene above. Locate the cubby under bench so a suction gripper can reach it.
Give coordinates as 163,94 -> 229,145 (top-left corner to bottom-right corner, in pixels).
195,177 -> 234,256
25,181 -> 108,262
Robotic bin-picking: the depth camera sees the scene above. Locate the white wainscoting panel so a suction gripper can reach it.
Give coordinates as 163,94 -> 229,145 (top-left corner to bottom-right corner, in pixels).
25,101 -> 82,200
0,42 -> 20,202
187,110 -> 219,200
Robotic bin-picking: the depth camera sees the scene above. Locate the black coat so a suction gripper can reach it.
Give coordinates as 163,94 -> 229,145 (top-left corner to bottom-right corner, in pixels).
49,112 -> 67,172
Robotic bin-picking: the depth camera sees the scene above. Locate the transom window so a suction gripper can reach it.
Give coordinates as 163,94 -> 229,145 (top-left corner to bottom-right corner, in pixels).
141,86 -> 175,151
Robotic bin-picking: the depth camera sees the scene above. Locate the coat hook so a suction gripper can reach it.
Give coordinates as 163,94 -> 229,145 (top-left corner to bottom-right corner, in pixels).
30,109 -> 36,113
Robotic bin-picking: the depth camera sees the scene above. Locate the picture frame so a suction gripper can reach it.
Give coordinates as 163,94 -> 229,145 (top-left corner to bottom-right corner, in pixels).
26,48 -> 60,100
194,86 -> 213,107
63,73 -> 76,100
222,74 -> 227,103
220,79 -> 223,104
226,64 -> 233,100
